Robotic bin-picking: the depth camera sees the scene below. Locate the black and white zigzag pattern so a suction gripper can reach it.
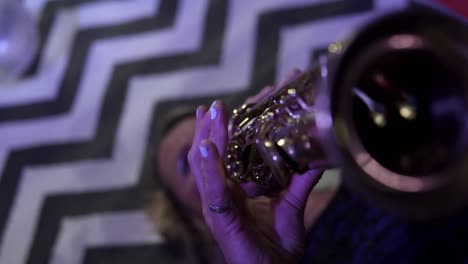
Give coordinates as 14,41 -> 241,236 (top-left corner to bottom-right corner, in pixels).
0,0 -> 416,263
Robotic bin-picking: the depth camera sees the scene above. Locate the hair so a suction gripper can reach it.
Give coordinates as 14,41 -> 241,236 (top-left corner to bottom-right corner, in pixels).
147,188 -> 214,264
146,109 -> 223,264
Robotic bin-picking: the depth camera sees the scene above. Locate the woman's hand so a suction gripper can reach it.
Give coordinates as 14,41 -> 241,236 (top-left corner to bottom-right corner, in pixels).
188,79 -> 323,264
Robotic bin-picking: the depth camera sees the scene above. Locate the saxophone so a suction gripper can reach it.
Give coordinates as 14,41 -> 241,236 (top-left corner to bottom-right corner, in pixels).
225,7 -> 468,219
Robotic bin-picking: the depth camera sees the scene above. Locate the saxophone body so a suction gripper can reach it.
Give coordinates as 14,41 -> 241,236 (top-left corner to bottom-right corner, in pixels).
226,64 -> 328,189
225,6 -> 468,219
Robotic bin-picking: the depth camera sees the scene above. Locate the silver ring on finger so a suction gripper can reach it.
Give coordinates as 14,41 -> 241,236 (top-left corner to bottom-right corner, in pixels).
208,202 -> 232,214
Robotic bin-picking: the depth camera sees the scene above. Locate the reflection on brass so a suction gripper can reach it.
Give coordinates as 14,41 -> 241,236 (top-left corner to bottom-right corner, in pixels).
225,7 -> 468,219
227,66 -> 327,188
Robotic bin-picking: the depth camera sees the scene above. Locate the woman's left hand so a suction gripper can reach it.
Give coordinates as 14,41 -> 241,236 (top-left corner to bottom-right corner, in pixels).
188,99 -> 323,264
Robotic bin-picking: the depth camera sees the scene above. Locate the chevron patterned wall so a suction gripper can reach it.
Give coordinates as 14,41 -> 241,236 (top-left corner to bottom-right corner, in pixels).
0,0 -> 425,263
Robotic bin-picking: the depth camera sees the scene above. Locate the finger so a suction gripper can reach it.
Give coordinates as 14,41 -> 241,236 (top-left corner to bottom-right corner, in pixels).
192,111 -> 211,149
196,105 -> 208,126
188,112 -> 212,201
199,140 -> 241,231
275,68 -> 302,90
244,85 -> 274,105
208,100 -> 229,156
200,140 -> 230,208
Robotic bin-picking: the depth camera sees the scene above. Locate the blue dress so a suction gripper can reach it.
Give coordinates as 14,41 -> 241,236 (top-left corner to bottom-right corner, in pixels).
302,184 -> 468,263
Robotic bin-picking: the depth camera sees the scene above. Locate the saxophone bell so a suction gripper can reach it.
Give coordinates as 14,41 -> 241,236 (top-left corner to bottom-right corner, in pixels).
226,7 -> 468,219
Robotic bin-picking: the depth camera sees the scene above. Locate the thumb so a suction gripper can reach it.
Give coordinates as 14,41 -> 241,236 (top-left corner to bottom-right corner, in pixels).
274,169 -> 323,253
281,169 -> 323,215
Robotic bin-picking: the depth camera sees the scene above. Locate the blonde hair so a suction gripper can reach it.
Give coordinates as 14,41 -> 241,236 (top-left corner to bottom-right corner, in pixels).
147,189 -> 224,264
147,110 -> 224,263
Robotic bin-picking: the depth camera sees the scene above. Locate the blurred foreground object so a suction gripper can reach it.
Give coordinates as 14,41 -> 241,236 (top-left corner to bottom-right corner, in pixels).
226,4 -> 468,220
0,0 -> 38,82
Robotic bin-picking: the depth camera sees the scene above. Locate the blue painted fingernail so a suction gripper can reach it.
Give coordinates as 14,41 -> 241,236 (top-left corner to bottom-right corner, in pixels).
210,101 -> 218,120
196,106 -> 204,119
199,145 -> 208,158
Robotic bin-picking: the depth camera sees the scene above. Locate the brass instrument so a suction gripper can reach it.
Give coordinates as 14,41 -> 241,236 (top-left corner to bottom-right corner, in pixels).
225,7 -> 468,219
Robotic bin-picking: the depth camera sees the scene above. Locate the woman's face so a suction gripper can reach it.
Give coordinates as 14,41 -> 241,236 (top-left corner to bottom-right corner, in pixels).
158,116 -> 202,215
